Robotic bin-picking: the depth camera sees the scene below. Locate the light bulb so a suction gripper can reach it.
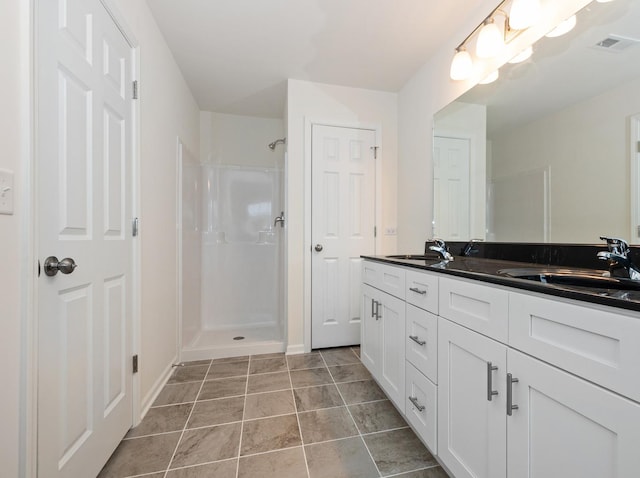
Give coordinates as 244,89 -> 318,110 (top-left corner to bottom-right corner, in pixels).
476,19 -> 504,58
508,46 -> 533,64
545,15 -> 576,38
479,70 -> 499,84
509,0 -> 541,30
450,47 -> 473,80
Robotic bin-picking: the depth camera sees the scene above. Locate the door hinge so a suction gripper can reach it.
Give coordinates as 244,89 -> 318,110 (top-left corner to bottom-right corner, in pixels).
132,355 -> 139,374
374,226 -> 377,238
637,225 -> 640,238
132,80 -> 139,100
132,217 -> 139,237
370,146 -> 379,159
637,141 -> 640,153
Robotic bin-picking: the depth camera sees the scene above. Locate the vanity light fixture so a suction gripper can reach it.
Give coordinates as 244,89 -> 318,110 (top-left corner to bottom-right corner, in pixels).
477,18 -> 505,58
508,45 -> 533,63
509,0 -> 541,30
545,15 -> 577,38
479,70 -> 500,84
450,46 -> 474,80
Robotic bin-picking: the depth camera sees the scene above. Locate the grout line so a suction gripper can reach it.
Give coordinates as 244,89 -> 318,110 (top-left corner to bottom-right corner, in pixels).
287,354 -> 312,478
384,464 -> 445,477
234,358 -> 251,478
321,352 -> 384,478
155,457 -> 237,476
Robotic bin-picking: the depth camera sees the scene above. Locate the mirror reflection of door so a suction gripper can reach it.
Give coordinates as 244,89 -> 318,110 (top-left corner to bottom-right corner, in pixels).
433,136 -> 470,240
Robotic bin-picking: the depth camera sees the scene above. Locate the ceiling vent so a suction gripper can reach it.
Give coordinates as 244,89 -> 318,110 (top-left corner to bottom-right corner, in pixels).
592,34 -> 640,53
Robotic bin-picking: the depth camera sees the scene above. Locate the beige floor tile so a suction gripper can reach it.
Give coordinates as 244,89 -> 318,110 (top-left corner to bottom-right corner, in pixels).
198,376 -> 247,400
298,407 -> 359,444
165,459 -> 238,477
287,353 -> 326,370
249,357 -> 288,374
328,363 -> 372,383
305,437 -> 379,478
363,428 -> 438,476
251,352 -> 286,360
240,414 -> 302,455
187,396 -> 244,428
170,423 -> 242,468
293,384 -> 344,412
126,403 -> 192,438
98,432 -> 181,477
337,379 -> 386,405
394,466 -> 451,477
153,382 -> 201,407
244,389 -> 295,419
168,364 -> 209,384
247,371 -> 291,394
207,360 -> 249,379
290,368 -> 332,388
238,447 -> 308,478
349,400 -> 407,434
320,347 -> 361,366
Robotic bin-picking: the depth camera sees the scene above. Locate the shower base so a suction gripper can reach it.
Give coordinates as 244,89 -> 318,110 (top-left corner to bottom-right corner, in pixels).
180,324 -> 285,362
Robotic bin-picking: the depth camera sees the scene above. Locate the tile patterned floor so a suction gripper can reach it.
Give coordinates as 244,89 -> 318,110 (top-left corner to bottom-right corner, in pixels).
99,347 -> 450,478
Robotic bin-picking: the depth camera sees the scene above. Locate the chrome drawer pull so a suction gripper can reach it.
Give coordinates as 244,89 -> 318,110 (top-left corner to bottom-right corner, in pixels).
507,373 -> 519,416
409,287 -> 427,295
409,396 -> 425,412
487,361 -> 498,401
409,335 -> 426,346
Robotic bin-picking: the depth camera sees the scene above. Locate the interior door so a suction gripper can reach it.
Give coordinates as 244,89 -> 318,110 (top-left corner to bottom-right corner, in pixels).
311,124 -> 376,349
37,0 -> 134,476
433,136 -> 470,240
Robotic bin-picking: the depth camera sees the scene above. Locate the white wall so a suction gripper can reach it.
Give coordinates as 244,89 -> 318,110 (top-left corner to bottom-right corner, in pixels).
397,0 -> 592,251
490,76 -> 640,242
112,0 -> 200,411
286,79 -> 398,351
0,1 -> 28,475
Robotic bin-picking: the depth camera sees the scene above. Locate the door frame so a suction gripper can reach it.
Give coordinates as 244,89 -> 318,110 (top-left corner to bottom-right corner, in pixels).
630,114 -> 640,242
303,118 -> 382,352
24,1 -> 141,475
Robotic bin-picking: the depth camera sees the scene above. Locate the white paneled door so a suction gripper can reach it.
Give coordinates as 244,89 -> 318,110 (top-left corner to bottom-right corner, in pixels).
37,0 -> 134,476
311,125 -> 376,348
433,136 -> 470,240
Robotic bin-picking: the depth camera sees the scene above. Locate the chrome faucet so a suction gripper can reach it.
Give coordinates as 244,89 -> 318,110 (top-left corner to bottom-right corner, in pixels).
428,238 -> 454,261
462,238 -> 484,257
274,211 -> 285,228
597,236 -> 640,281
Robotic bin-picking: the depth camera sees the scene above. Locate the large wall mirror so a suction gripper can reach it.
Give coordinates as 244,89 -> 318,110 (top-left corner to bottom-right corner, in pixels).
433,0 -> 640,244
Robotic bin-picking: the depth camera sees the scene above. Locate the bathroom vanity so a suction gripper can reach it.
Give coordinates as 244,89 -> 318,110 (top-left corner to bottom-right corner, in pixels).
360,250 -> 640,478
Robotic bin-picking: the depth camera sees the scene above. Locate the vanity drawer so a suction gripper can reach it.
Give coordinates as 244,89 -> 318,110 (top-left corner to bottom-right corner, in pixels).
362,260 -> 405,299
405,361 -> 437,454
405,269 -> 438,314
509,292 -> 640,402
439,277 -> 509,342
406,304 -> 438,383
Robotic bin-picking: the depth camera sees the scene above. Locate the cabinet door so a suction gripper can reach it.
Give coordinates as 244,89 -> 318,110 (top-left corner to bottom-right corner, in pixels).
438,318 -> 507,478
361,284 -> 380,376
406,304 -> 438,383
379,292 -> 406,412
507,349 -> 640,478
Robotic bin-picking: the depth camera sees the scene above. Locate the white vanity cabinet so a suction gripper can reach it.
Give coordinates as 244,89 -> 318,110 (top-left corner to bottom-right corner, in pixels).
360,265 -> 406,411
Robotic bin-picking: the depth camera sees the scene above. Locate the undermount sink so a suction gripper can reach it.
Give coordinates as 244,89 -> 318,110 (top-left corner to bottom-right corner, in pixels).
385,254 -> 442,261
498,267 -> 640,291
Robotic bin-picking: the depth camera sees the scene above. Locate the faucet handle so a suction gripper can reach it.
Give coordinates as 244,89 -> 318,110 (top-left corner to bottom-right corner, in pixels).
429,237 -> 446,248
600,236 -> 629,256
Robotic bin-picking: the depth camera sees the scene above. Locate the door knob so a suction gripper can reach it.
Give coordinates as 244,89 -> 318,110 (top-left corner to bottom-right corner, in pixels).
44,256 -> 78,276
314,244 -> 323,252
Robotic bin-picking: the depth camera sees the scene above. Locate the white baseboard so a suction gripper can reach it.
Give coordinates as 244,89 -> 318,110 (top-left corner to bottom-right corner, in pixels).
286,343 -> 306,355
139,356 -> 177,422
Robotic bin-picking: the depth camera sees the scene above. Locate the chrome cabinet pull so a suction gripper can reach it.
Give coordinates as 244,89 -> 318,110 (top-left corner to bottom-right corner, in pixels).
371,298 -> 376,318
375,301 -> 382,320
408,396 -> 426,412
487,361 -> 498,401
409,335 -> 426,346
409,287 -> 427,295
507,373 -> 519,416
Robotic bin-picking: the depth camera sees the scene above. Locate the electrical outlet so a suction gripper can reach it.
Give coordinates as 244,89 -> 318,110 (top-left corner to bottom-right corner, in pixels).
385,227 -> 397,235
0,169 -> 14,215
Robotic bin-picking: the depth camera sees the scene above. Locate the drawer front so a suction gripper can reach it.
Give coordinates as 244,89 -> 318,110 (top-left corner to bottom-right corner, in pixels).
439,277 -> 509,342
405,361 -> 437,454
509,292 -> 640,402
406,269 -> 438,314
406,304 -> 438,383
362,260 -> 406,299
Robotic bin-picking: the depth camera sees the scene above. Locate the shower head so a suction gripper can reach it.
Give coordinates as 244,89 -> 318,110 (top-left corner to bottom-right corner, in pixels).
268,137 -> 286,150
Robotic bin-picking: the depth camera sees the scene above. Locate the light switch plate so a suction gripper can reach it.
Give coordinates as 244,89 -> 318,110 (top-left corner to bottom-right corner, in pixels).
0,169 -> 15,215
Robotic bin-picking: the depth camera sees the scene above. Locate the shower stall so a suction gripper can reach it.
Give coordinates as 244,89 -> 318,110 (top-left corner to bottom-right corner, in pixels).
179,115 -> 286,360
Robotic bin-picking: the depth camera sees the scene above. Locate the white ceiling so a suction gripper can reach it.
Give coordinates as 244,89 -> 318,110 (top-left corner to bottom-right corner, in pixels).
145,0 -> 480,118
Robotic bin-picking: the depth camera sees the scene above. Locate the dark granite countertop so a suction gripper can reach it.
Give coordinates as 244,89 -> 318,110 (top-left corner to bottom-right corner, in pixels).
362,254 -> 640,314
